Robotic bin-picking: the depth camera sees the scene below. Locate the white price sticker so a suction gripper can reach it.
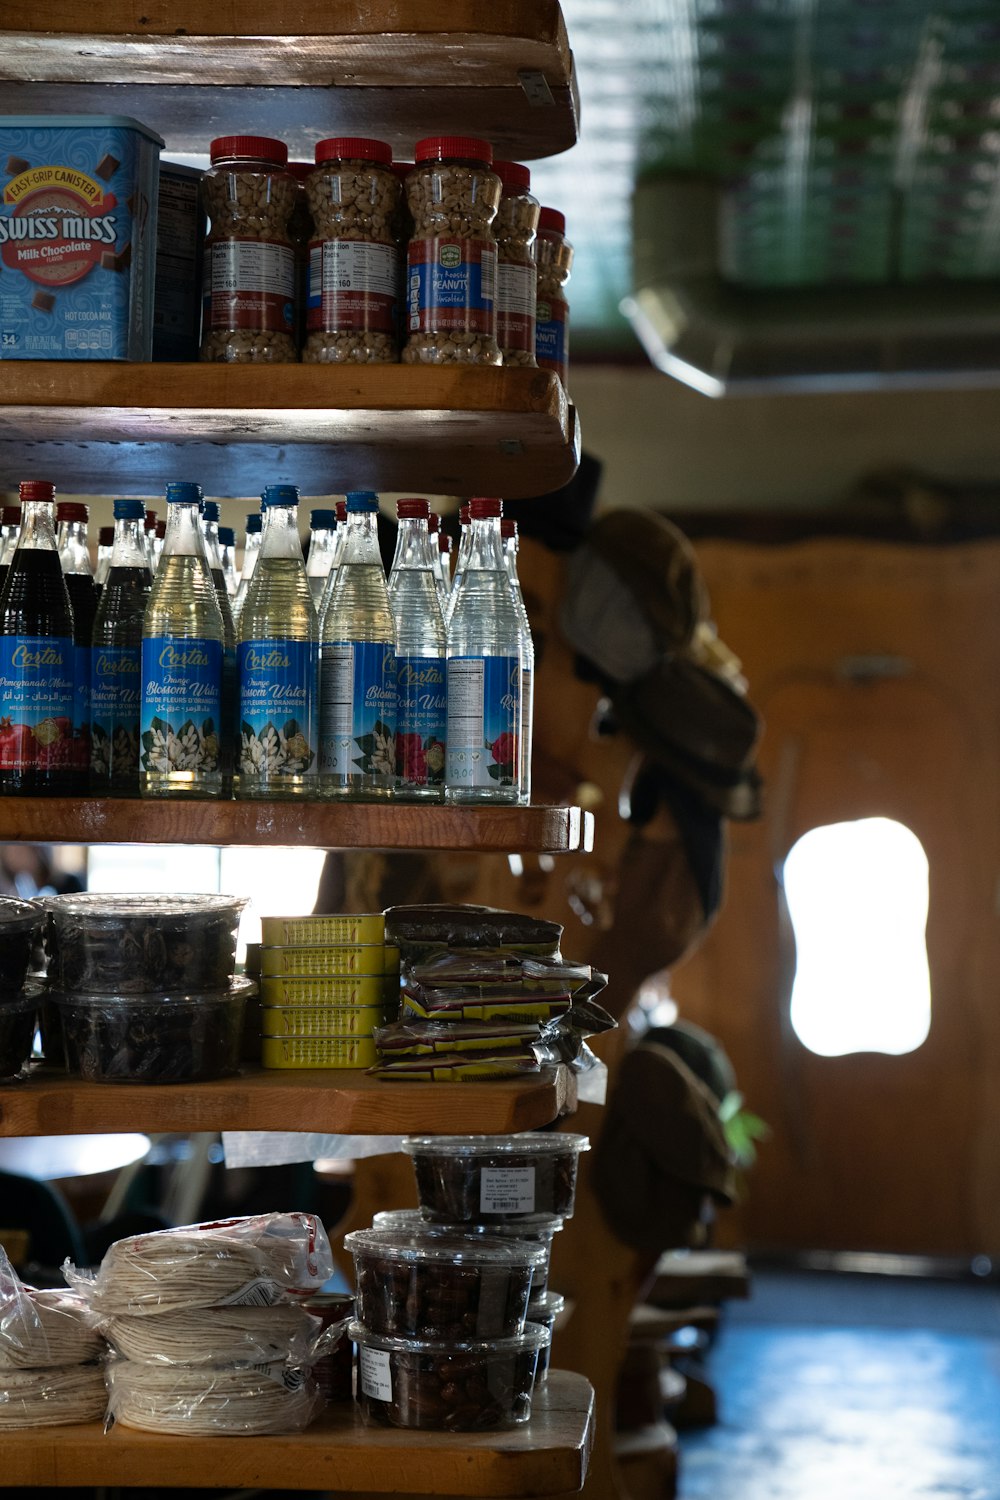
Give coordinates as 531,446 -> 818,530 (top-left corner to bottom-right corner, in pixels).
480,1166 -> 536,1214
360,1346 -> 393,1402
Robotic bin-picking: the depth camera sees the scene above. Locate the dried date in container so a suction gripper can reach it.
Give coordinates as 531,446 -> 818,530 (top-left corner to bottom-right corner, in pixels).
351,1319 -> 547,1430
372,1207 -> 564,1299
48,977 -> 253,1084
0,896 -> 43,996
200,135 -> 297,363
402,136 -> 501,366
344,1228 -> 543,1339
403,1133 -> 590,1222
39,893 -> 247,993
0,990 -> 39,1081
535,207 -> 573,389
303,138 -> 400,364
493,161 -> 539,367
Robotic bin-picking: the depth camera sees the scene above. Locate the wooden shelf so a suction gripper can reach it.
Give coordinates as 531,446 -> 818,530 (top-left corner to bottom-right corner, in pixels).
0,364 -> 580,501
1,1 -> 579,160
0,1064 -> 576,1138
0,797 -> 594,853
0,1370 -> 593,1494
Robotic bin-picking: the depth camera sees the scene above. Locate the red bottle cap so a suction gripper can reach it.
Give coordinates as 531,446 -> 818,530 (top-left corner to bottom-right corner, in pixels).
414,136 -> 493,166
335,500 -> 348,522
1,505 -> 20,525
501,519 -> 518,538
494,160 -> 531,193
210,135 -> 288,167
538,206 -> 566,236
98,526 -> 115,546
469,497 -> 502,519
144,511 -> 158,531
391,161 -> 413,182
396,498 -> 430,519
459,503 -> 471,525
55,501 -> 88,522
315,137 -> 392,165
18,480 -> 55,503
155,520 -> 166,539
439,532 -> 452,554
427,512 -> 440,534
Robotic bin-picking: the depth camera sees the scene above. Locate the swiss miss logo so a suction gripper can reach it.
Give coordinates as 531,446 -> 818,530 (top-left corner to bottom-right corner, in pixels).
1,166 -> 117,288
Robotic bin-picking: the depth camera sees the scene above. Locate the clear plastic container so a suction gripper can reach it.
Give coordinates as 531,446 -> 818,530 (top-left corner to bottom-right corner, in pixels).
535,206 -> 573,388
371,1208 -> 563,1299
0,991 -> 39,1081
344,1227 -> 543,1339
351,1319 -> 547,1429
201,134 -> 298,363
304,137 -> 400,364
493,161 -> 539,367
49,977 -> 253,1084
0,897 -> 42,996
527,1291 -> 564,1381
402,136 -> 502,366
403,1133 -> 590,1222
40,893 -> 247,993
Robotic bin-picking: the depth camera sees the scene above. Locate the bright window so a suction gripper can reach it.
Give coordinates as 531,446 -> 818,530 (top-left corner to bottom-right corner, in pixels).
785,817 -> 931,1058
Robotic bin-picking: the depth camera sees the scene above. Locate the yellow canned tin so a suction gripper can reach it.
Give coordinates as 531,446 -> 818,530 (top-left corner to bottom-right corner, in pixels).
261,1004 -> 382,1039
261,1034 -> 378,1069
260,913 -> 385,947
260,943 -> 387,978
260,974 -> 385,1007
383,943 -> 401,974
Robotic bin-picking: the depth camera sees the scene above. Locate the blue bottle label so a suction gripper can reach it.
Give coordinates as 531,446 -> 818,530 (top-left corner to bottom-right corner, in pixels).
90,645 -> 141,780
141,636 -> 222,775
238,638 -> 318,779
0,635 -> 74,772
535,295 -> 568,383
319,640 -> 396,780
396,653 -> 447,787
446,655 -> 519,789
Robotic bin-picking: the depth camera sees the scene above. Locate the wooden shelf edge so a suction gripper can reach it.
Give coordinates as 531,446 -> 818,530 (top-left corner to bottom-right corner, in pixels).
0,1369 -> 594,1495
0,1065 -> 578,1138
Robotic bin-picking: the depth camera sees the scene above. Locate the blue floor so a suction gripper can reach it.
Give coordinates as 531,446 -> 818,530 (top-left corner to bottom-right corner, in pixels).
679,1271 -> 1000,1500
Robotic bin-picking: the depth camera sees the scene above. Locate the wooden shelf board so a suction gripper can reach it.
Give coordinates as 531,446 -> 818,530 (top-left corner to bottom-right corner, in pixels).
0,798 -> 594,853
0,1064 -> 576,1138
0,366 -> 580,500
0,1370 -> 594,1494
1,1 -> 578,160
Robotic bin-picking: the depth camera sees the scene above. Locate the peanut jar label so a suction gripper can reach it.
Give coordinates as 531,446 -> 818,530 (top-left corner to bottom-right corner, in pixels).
238,638 -> 318,780
407,237 -> 496,335
206,239 -> 295,332
319,641 -> 397,781
140,636 -> 222,774
446,655 -> 519,790
395,654 -> 447,788
0,635 -> 74,771
496,261 -> 536,353
307,240 -> 398,333
535,295 -> 568,381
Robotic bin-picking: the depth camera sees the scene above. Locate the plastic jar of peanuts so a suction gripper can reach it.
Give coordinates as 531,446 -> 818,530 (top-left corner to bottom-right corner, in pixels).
403,136 -> 502,366
303,137 -> 401,364
493,161 -> 539,367
200,135 -> 298,363
534,207 -> 573,389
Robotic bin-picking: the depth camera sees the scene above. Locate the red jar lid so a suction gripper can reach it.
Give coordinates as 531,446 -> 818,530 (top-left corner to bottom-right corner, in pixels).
494,160 -> 531,193
18,481 -> 55,503
1,506 -> 20,525
501,519 -> 518,538
538,206 -> 566,235
315,137 -> 392,165
396,498 -> 430,519
469,497 -> 502,519
287,160 -> 313,182
414,135 -> 493,166
391,161 -> 413,181
210,135 -> 288,167
55,501 -> 88,522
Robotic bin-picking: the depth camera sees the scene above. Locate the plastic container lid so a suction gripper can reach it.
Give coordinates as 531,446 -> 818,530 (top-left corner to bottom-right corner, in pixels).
494,160 -> 532,193
469,498 -> 502,519
38,893 -> 248,925
403,1133 -> 590,1158
165,482 -> 203,506
372,1207 -> 564,1240
19,481 -> 55,503
538,207 -> 566,236
0,896 -> 42,932
315,137 -> 392,165
112,501 -> 143,522
55,502 -> 88,522
414,136 -> 494,166
396,499 -> 429,520
527,1291 -> 565,1323
344,1227 -> 545,1270
48,976 -> 256,1008
262,484 -> 299,508
210,135 -> 289,167
348,1319 -> 549,1356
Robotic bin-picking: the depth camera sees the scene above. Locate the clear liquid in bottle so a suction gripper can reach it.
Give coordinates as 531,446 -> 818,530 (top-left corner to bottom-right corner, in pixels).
388,498 -> 447,800
502,519 -> 534,805
200,499 -> 237,794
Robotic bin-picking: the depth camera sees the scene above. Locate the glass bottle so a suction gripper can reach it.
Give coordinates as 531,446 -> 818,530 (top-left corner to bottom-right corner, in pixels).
501,519 -> 534,805
426,512 -> 447,614
153,520 -> 165,572
445,502 -> 472,626
319,490 -> 396,799
140,481 -> 225,800
91,499 -> 152,797
94,525 -> 115,594
535,207 -> 573,389
200,499 -> 238,793
237,483 -> 318,801
0,504 -> 21,600
306,508 -> 338,608
56,500 -> 97,793
446,497 -> 521,804
436,528 -> 453,609
232,510 -> 263,628
217,526 -> 240,597
0,480 -> 76,797
144,510 -> 159,570
388,498 -> 447,800
316,498 -> 348,634
493,160 -> 539,366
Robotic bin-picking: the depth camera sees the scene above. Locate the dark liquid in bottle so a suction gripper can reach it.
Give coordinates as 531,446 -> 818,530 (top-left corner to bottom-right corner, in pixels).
0,549 -> 76,797
64,571 -> 97,795
91,565 -> 151,797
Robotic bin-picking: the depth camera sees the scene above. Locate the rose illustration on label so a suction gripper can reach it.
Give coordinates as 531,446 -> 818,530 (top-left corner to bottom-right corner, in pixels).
353,719 -> 396,778
141,715 -> 220,773
240,717 -> 315,777
488,730 -> 517,780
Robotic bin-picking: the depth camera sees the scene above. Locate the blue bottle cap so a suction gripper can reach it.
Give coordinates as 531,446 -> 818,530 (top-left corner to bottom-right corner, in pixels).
262,484 -> 300,508
346,491 -> 378,513
113,498 -> 146,520
202,500 -> 220,522
310,508 -> 336,528
218,526 -> 236,546
165,482 -> 203,506
245,513 -> 262,533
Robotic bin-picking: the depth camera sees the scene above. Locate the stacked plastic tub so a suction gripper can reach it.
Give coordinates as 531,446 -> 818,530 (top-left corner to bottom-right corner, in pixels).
258,913 -> 400,1069
0,897 -> 44,1083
